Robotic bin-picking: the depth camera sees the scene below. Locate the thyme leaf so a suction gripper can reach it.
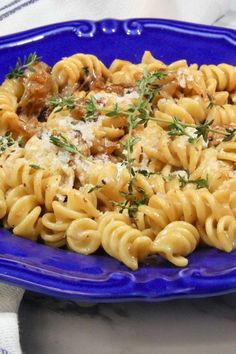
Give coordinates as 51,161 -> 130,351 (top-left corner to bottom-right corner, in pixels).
168,117 -> 187,137
195,120 -> 213,142
0,132 -> 23,153
105,103 -> 120,117
48,96 -> 76,112
114,188 -> 148,218
49,134 -> 78,154
29,164 -> 44,170
85,96 -> 97,120
223,128 -> 236,142
178,174 -> 208,189
6,52 -> 42,79
137,169 -> 155,177
207,93 -> 215,109
88,180 -> 106,193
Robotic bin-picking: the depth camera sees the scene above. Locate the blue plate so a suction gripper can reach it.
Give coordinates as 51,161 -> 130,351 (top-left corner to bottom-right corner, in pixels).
1,18 -> 236,301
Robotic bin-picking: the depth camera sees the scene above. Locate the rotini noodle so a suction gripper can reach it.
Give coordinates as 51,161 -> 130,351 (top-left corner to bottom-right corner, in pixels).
151,221 -> 200,266
1,50 -> 236,270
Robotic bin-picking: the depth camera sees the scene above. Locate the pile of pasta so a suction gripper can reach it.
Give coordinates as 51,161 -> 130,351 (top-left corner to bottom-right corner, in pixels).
1,50 -> 236,270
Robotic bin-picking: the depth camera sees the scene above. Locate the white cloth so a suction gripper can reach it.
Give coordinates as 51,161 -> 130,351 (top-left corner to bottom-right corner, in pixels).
0,1 -> 231,353
0,284 -> 24,354
0,0 -> 230,36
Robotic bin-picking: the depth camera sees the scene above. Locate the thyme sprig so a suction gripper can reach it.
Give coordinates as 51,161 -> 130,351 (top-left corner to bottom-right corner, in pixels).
122,70 -> 168,170
0,132 -> 23,153
29,164 -> 44,170
114,70 -> 168,216
178,174 -> 209,189
207,93 -> 215,110
48,96 -> 76,112
137,69 -> 167,101
105,103 -> 119,117
121,136 -> 140,175
88,180 -> 106,193
48,95 -> 99,120
85,96 -> 98,120
114,188 -> 148,218
6,52 -> 42,79
164,116 -> 236,143
137,169 -> 156,177
49,133 -> 87,160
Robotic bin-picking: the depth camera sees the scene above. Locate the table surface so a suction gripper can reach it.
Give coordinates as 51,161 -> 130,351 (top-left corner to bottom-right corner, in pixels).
19,292 -> 236,354
7,7 -> 236,354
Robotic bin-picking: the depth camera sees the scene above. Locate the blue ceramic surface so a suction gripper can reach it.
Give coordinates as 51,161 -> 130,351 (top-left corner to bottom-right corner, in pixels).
1,18 -> 236,301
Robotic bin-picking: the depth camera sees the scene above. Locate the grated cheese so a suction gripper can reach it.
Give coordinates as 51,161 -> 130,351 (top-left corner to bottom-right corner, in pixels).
72,120 -> 95,147
94,91 -> 139,106
171,169 -> 188,179
115,162 -> 126,179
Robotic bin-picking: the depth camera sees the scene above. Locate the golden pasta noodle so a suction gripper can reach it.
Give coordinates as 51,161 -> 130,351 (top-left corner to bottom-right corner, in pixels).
151,221 -> 200,266
99,212 -> 152,270
5,185 -> 41,240
207,104 -> 236,125
52,53 -> 111,89
1,50 -> 236,269
67,218 -> 101,254
0,189 -> 6,219
39,212 -> 68,247
196,215 -> 236,252
200,63 -> 236,92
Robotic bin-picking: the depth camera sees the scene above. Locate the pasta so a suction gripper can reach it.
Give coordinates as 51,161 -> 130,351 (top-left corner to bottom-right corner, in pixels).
4,185 -> 41,240
151,221 -> 200,266
1,50 -> 236,270
99,212 -> 152,270
200,64 -> 236,92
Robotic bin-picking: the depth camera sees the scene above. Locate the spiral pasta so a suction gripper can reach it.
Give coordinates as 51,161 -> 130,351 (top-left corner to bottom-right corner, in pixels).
0,189 -> 6,219
39,212 -> 68,247
197,215 -> 236,252
207,104 -> 236,125
52,53 -> 111,89
153,132 -> 204,172
151,221 -> 200,266
140,188 -> 232,234
4,185 -> 41,240
1,50 -> 236,270
67,218 -> 101,254
99,212 -> 152,270
156,96 -> 206,124
0,86 -> 20,134
1,148 -> 68,211
200,64 -> 236,92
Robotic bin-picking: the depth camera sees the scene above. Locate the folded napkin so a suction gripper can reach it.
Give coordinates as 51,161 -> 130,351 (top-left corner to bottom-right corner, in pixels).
0,0 -> 230,36
0,284 -> 24,354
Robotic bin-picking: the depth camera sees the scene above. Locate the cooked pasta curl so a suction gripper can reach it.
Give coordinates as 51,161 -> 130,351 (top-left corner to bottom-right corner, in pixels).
1,50 -> 236,269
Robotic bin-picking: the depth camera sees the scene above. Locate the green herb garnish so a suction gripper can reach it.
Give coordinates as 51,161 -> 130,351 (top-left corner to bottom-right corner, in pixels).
48,96 -> 76,112
207,94 -> 215,110
88,180 -> 106,193
6,52 -> 42,79
106,103 -> 120,117
114,188 -> 148,219
178,174 -> 209,189
29,164 -> 44,170
85,96 -> 97,120
0,132 -> 23,153
163,116 -> 235,144
49,134 -> 78,154
137,169 -> 155,177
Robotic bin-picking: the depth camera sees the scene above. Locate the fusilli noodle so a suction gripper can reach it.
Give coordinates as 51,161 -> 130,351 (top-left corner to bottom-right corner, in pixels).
1,50 -> 236,270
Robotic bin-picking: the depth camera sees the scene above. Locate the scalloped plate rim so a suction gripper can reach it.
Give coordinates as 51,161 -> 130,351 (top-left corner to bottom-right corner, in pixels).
1,18 -> 236,301
0,18 -> 236,43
